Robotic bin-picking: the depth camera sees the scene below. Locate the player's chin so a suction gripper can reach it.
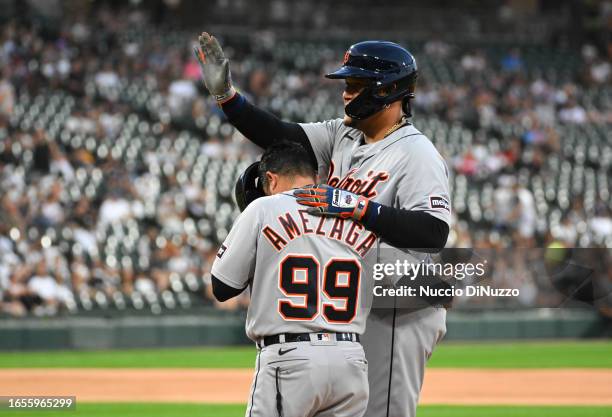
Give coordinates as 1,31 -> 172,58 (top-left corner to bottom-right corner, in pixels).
343,114 -> 357,127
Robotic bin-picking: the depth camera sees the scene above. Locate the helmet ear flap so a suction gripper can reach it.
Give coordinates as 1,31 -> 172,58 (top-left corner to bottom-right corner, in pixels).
234,161 -> 265,212
402,97 -> 412,117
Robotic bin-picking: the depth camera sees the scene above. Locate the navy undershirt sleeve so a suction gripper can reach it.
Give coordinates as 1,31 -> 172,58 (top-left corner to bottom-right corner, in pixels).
211,275 -> 246,302
363,203 -> 449,251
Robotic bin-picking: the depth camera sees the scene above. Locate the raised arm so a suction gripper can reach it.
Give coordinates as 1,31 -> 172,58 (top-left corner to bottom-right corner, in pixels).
194,32 -> 315,165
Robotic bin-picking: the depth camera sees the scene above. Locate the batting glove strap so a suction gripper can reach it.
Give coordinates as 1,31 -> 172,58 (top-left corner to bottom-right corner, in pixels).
294,184 -> 371,222
351,195 -> 370,221
214,86 -> 237,104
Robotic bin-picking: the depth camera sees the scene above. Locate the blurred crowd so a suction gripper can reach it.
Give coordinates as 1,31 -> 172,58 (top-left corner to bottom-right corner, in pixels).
0,2 -> 610,316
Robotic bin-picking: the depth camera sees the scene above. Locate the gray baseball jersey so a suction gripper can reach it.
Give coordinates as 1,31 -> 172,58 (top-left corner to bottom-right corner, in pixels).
300,119 -> 451,226
302,119 -> 451,284
211,191 -> 377,342
299,118 -> 451,417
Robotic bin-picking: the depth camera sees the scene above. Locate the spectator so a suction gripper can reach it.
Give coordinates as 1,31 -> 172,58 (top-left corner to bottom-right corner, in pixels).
32,129 -> 52,174
27,260 -> 70,315
95,62 -> 121,91
424,38 -> 451,58
558,99 -> 588,124
589,205 -> 612,244
0,68 -> 14,117
168,78 -> 197,119
98,191 -> 132,227
461,50 -> 487,73
501,48 -> 523,72
38,182 -> 65,227
512,182 -> 537,244
555,214 -> 578,246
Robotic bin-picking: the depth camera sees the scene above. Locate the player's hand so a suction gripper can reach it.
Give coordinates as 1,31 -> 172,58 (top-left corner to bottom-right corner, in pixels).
194,32 -> 236,103
293,184 -> 370,222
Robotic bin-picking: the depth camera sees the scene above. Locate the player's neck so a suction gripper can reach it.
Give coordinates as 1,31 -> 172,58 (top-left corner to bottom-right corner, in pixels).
290,176 -> 317,190
361,110 -> 405,144
274,176 -> 315,194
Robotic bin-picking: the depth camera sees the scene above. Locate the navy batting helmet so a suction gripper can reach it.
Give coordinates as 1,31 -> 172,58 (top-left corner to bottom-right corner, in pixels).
326,41 -> 417,120
234,161 -> 265,212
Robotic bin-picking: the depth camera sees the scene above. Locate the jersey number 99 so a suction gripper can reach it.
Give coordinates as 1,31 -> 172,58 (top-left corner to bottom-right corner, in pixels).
278,255 -> 361,324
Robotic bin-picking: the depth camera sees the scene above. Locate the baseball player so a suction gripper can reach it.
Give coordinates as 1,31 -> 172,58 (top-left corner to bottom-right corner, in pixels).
196,33 -> 451,417
211,141 -> 377,417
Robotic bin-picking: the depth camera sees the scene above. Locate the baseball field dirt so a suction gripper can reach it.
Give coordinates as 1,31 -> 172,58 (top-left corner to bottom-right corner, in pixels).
1,368 -> 611,405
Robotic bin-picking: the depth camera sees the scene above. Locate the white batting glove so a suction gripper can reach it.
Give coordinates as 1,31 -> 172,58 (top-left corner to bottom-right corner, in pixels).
193,32 -> 236,103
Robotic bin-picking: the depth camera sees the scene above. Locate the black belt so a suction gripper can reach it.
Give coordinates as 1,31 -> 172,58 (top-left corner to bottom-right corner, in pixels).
258,332 -> 360,348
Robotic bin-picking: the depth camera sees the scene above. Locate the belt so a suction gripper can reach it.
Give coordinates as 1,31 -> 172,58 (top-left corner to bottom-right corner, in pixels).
257,332 -> 360,348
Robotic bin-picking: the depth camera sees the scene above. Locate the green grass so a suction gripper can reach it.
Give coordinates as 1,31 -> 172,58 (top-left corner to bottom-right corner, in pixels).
0,346 -> 257,368
1,404 -> 611,417
427,340 -> 612,369
0,341 -> 610,369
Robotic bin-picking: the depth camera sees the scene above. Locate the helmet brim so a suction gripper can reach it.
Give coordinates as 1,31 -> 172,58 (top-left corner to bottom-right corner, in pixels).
325,66 -> 384,80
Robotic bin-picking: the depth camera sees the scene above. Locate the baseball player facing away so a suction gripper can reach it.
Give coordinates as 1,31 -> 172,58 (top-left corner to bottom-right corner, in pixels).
197,33 -> 451,417
211,142 -> 377,417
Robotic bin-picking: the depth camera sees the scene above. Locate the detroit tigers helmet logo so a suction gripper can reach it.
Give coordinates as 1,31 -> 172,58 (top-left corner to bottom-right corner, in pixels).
343,51 -> 350,65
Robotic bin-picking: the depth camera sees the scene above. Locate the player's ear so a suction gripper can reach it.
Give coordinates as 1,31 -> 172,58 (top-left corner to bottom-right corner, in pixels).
265,171 -> 277,195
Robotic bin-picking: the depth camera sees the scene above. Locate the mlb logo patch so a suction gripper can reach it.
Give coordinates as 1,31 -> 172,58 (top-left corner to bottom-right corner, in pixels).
429,196 -> 450,211
317,333 -> 332,342
216,244 -> 227,258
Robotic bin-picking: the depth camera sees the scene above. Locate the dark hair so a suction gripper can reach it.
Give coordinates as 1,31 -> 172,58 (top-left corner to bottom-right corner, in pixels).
258,141 -> 317,189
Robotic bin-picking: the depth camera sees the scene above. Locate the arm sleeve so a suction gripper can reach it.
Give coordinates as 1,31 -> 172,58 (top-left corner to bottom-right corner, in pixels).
364,206 -> 449,250
220,93 -> 316,167
211,201 -> 261,289
211,275 -> 246,302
